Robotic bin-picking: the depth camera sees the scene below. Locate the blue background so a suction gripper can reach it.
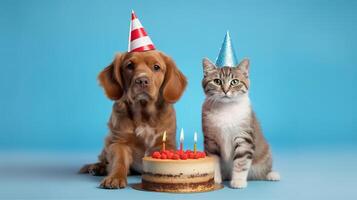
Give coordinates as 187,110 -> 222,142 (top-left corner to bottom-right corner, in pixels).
0,0 -> 357,199
1,0 -> 357,150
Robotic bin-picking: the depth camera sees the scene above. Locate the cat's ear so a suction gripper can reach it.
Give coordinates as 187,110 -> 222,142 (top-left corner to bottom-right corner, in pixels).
237,58 -> 250,78
202,58 -> 216,76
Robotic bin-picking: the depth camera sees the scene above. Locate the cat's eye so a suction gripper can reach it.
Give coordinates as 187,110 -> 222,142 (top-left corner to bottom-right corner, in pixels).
231,79 -> 240,86
153,64 -> 161,71
127,62 -> 134,70
213,79 -> 222,85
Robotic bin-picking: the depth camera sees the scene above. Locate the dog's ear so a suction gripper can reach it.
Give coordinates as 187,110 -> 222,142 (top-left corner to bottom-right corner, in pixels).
160,53 -> 187,104
98,53 -> 125,101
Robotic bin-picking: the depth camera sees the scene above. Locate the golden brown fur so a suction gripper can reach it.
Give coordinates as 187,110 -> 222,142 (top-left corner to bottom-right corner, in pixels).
79,50 -> 187,189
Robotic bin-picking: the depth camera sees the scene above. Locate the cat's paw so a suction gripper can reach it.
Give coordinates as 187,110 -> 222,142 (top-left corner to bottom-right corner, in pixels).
230,179 -> 247,189
266,171 -> 280,181
214,172 -> 222,184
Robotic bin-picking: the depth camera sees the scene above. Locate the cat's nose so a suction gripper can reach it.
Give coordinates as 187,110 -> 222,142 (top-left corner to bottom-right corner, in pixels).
222,86 -> 229,94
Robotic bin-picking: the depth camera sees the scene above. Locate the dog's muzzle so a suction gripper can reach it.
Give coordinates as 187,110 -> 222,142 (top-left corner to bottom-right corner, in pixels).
134,76 -> 150,89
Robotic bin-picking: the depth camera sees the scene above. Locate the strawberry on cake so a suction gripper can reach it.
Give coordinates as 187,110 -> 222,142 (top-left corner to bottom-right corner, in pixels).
141,150 -> 215,193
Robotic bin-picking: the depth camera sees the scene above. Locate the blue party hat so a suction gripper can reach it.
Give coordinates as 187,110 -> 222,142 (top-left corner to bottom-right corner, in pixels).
215,31 -> 238,67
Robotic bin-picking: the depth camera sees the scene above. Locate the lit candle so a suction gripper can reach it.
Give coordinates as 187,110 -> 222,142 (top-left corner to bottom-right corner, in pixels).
194,131 -> 197,154
179,128 -> 184,152
162,131 -> 167,152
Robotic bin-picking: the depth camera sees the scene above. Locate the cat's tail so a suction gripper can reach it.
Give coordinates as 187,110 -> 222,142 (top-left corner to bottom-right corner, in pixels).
266,171 -> 281,181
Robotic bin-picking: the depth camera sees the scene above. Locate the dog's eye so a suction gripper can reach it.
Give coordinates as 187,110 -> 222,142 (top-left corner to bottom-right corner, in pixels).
231,79 -> 240,86
127,62 -> 134,70
213,79 -> 222,85
153,65 -> 161,71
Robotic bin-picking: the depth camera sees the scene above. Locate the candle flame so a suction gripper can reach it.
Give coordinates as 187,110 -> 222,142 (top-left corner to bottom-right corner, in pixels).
194,131 -> 197,142
162,131 -> 166,142
180,128 -> 184,142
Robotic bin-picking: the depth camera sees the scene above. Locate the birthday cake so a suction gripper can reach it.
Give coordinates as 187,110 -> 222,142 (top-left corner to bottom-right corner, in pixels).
141,150 -> 215,193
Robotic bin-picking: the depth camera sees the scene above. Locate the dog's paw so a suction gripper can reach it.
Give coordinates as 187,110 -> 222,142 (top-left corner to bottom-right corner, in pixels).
230,179 -> 247,189
89,163 -> 107,176
100,176 -> 127,189
78,164 -> 91,174
79,163 -> 106,176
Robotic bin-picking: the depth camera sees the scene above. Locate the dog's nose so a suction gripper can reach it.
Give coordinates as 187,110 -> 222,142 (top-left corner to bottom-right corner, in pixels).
135,76 -> 150,88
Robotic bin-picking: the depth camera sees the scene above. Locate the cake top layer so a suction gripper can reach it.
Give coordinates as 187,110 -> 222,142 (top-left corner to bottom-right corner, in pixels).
142,156 -> 215,175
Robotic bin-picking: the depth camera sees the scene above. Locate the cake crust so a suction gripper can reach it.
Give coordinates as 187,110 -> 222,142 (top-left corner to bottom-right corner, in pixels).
142,178 -> 214,193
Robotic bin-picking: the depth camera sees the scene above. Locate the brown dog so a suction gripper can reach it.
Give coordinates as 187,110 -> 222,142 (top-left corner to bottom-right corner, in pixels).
79,50 -> 187,189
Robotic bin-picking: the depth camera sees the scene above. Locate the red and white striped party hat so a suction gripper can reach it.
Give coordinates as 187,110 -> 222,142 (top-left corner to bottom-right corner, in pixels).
128,10 -> 156,52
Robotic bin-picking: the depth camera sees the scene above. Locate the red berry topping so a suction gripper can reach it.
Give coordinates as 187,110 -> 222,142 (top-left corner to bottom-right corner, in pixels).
188,153 -> 195,159
201,152 -> 206,158
152,151 -> 161,159
172,154 -> 180,160
161,154 -> 167,159
167,152 -> 173,159
180,154 -> 188,160
176,150 -> 184,155
151,149 -> 209,160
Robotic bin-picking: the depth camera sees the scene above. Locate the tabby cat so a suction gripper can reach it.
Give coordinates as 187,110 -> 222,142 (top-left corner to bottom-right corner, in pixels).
202,58 -> 280,188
